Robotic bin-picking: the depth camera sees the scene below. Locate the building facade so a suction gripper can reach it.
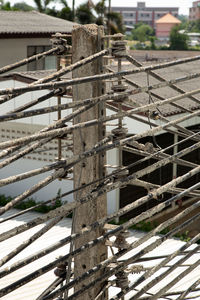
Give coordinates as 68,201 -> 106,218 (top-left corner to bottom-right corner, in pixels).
156,13 -> 181,41
189,0 -> 200,21
0,10 -> 76,72
111,2 -> 179,33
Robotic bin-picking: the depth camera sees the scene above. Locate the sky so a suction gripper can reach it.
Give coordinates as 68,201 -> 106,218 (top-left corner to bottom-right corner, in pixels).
9,0 -> 195,15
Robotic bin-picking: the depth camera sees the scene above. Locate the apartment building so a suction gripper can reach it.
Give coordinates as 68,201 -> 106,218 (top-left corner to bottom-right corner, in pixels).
189,0 -> 200,21
111,2 -> 179,32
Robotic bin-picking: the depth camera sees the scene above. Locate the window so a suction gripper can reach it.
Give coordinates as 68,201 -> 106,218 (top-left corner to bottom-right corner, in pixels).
27,46 -> 56,71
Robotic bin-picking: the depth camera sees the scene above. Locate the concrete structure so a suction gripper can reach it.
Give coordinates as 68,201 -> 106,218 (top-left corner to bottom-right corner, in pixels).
111,2 -> 179,33
189,0 -> 200,21
0,11 -> 76,71
156,13 -> 181,41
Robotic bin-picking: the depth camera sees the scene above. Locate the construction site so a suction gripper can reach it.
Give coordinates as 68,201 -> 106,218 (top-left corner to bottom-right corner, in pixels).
0,24 -> 200,300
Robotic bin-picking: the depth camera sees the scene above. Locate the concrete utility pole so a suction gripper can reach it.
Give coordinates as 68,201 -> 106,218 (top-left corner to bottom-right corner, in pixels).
72,24 -> 108,300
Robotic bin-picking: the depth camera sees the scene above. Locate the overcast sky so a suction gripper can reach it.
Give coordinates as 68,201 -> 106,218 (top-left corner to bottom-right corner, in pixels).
9,0 -> 194,15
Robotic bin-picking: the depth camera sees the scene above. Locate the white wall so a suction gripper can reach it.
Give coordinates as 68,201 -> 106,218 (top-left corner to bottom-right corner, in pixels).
1,79 -> 199,215
0,79 -> 119,214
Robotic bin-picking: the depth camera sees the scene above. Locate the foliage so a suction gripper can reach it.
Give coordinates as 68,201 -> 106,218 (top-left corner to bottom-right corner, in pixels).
33,0 -> 54,13
150,36 -> 156,50
169,25 -> 189,50
0,192 -> 63,214
95,0 -> 124,34
0,0 -> 13,10
75,1 -> 96,24
186,19 -> 200,33
131,22 -> 154,42
13,2 -> 34,11
110,218 -> 192,243
178,14 -> 189,30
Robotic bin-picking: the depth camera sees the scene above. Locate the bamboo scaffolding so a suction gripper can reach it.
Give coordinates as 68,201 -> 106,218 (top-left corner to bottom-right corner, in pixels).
125,71 -> 200,100
0,101 -> 97,170
38,204 -> 200,300
107,102 -> 200,144
30,48 -> 108,86
113,234 -> 200,300
0,48 -> 108,104
176,278 -> 200,300
125,54 -> 200,106
0,160 -> 66,187
0,214 -> 65,267
1,200 -> 199,299
0,170 -> 199,285
36,278 -> 64,300
0,35 -> 200,300
124,145 -> 198,170
106,66 -> 200,143
0,92 -> 128,123
149,256 -> 200,300
123,130 -> 200,169
8,88 -> 63,114
0,178 -> 199,297
164,288 -> 200,297
2,54 -> 200,96
0,197 -> 58,224
0,92 -> 199,151
132,178 -> 200,198
0,167 -> 67,216
1,139 -> 200,243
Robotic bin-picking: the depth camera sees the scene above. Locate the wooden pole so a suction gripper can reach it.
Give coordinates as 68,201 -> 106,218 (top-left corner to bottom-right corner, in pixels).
72,24 -> 108,300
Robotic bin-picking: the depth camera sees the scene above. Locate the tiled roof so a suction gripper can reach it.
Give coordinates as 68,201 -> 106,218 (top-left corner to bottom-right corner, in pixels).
1,208 -> 198,300
2,58 -> 200,117
0,11 -> 76,35
156,13 -> 181,24
107,59 -> 200,117
0,209 -> 73,300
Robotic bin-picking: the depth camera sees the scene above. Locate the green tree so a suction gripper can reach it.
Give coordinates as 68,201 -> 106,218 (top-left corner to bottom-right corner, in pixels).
0,0 -> 34,11
13,2 -> 34,11
47,0 -> 73,21
75,1 -> 95,24
0,0 -> 12,10
95,0 -> 124,33
178,14 -> 189,30
131,23 -> 154,42
169,25 -> 189,50
33,0 -> 55,13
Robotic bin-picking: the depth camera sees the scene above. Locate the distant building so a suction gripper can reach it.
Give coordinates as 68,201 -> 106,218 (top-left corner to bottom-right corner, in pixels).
111,2 -> 179,33
189,0 -> 200,21
0,10 -> 76,72
187,32 -> 200,46
156,13 -> 181,41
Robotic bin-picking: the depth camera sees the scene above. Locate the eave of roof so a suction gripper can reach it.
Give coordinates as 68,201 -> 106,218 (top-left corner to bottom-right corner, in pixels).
156,13 -> 181,24
0,10 -> 76,36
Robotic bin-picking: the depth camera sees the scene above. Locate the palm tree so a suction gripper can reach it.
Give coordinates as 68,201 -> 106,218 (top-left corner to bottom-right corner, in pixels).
33,0 -> 54,13
59,0 -> 73,21
75,1 -> 95,24
95,0 -> 124,34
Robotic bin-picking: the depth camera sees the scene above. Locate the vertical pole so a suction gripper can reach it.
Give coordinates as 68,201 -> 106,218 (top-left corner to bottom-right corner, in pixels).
72,24 -> 107,300
172,133 -> 178,209
56,55 -> 62,161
